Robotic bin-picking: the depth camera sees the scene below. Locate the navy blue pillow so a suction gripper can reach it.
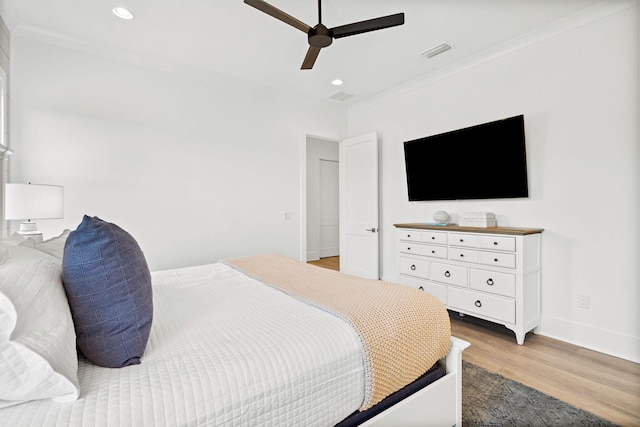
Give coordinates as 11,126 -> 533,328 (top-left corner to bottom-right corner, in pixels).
62,215 -> 153,368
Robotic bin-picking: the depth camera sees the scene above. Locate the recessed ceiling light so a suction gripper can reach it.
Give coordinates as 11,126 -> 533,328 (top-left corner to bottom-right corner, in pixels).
112,7 -> 135,20
331,79 -> 344,86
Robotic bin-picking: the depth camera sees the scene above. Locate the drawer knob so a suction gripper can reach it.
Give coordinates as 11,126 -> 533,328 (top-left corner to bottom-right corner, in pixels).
459,239 -> 464,242
459,254 -> 464,258
431,250 -> 436,254
410,264 -> 416,271
494,258 -> 499,262
444,271 -> 451,277
475,300 -> 482,308
407,247 -> 411,251
431,236 -> 435,240
494,241 -> 498,246
418,286 -> 424,291
487,278 -> 494,286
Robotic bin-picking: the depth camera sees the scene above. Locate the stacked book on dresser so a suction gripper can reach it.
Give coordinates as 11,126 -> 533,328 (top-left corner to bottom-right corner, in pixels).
459,212 -> 497,228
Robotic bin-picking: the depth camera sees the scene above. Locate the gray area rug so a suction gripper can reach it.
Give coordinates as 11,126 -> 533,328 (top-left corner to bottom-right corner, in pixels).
462,361 -> 618,426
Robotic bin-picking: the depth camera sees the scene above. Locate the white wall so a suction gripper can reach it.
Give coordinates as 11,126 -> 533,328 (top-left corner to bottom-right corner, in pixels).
348,5 -> 639,362
9,34 -> 347,270
0,15 -> 10,237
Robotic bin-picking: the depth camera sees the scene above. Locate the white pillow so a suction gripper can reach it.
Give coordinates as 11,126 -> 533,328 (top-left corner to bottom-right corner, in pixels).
19,229 -> 71,260
0,245 -> 80,408
0,233 -> 28,247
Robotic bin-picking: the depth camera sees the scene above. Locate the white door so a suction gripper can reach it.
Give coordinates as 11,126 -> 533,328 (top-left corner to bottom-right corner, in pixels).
319,159 -> 339,257
339,132 -> 379,279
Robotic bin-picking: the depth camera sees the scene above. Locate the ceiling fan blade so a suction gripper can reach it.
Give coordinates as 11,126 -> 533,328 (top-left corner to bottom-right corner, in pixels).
301,46 -> 321,70
244,0 -> 312,33
331,12 -> 404,39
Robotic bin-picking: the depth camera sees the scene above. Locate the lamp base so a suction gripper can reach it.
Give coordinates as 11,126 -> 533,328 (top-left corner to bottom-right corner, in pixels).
18,221 -> 43,242
19,221 -> 38,232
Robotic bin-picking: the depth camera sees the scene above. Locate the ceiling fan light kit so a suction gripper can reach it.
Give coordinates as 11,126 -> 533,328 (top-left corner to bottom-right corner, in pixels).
244,0 -> 404,70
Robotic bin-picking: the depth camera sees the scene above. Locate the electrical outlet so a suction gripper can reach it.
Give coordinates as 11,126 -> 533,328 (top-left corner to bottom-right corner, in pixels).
578,295 -> 590,309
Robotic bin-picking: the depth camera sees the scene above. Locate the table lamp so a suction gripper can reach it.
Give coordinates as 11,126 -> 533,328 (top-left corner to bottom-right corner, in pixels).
5,183 -> 64,242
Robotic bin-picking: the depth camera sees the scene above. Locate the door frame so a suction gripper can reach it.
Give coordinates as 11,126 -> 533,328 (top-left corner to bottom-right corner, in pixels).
300,132 -> 380,274
299,134 -> 341,262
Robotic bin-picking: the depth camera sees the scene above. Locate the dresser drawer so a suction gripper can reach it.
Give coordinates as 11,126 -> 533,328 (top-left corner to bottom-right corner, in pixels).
478,251 -> 516,269
399,230 -> 421,242
422,244 -> 448,259
449,233 -> 478,248
478,235 -> 516,252
400,242 -> 422,255
449,287 -> 515,324
449,247 -> 478,263
400,276 -> 448,305
400,257 -> 429,279
470,268 -> 516,298
430,262 -> 467,287
422,231 -> 448,245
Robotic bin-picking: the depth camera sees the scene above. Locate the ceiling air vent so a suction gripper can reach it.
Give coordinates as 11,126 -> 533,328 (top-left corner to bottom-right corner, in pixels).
420,43 -> 452,59
329,90 -> 355,101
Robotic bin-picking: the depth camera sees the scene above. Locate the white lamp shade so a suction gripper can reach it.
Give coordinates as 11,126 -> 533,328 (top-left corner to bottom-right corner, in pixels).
5,183 -> 64,220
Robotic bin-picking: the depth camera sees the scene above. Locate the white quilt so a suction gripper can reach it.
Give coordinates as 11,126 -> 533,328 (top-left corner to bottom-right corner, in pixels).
0,263 -> 365,426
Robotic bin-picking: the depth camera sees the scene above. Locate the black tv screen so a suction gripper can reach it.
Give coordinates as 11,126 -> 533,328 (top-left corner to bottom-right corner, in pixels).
403,115 -> 529,201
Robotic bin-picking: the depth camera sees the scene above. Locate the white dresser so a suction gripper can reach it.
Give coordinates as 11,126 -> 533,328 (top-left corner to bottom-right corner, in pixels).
395,223 -> 543,344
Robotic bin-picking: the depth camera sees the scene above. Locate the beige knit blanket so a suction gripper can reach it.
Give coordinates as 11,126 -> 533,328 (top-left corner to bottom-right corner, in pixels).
223,254 -> 451,410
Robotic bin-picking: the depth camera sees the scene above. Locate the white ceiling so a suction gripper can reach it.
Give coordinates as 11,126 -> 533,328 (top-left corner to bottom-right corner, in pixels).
0,0 -> 615,104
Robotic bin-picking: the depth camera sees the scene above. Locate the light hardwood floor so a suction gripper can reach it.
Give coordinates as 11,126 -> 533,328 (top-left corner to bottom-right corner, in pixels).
308,256 -> 340,271
308,256 -> 640,426
450,314 -> 640,426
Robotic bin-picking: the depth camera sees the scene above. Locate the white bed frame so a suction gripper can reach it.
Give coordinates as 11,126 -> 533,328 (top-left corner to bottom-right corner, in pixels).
361,336 -> 470,427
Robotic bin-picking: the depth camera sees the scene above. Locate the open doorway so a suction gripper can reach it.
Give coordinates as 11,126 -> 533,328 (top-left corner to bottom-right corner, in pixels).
305,136 -> 339,267
302,132 -> 379,278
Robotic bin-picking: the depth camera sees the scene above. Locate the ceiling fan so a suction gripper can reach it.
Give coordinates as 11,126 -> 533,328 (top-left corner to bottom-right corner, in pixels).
244,0 -> 405,70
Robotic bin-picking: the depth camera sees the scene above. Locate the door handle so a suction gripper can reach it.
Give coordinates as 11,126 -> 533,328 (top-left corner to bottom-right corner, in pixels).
365,228 -> 378,233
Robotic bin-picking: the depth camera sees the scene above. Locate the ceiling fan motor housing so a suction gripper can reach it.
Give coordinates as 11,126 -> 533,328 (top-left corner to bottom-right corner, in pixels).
308,24 -> 333,48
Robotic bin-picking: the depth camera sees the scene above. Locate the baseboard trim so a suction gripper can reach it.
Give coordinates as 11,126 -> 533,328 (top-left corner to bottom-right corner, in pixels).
539,314 -> 640,363
381,274 -> 397,284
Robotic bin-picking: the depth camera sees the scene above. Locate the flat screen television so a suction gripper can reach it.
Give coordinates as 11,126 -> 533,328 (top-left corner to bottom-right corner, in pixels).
403,115 -> 528,201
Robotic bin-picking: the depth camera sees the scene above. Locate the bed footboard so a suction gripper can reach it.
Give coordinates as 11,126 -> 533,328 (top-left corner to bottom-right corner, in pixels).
360,336 -> 470,427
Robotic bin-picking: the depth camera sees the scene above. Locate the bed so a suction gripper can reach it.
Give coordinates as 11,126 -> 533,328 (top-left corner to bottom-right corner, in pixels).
0,216 -> 469,426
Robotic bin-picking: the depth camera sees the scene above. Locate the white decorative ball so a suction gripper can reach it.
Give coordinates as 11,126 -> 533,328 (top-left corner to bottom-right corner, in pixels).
433,211 -> 450,225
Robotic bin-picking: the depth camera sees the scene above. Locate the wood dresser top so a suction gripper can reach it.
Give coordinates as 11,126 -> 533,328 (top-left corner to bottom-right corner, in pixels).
394,223 -> 544,235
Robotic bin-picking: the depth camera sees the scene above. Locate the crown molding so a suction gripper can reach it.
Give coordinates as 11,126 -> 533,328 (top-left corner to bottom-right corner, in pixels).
12,23 -> 343,108
0,0 -> 21,32
350,0 -> 638,113
14,24 -> 197,77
